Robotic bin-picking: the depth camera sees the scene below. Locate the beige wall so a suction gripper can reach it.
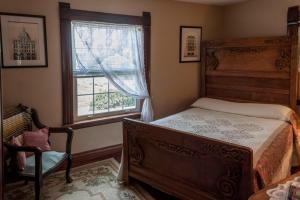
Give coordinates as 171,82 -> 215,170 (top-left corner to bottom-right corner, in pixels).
1,0 -> 223,153
223,0 -> 300,38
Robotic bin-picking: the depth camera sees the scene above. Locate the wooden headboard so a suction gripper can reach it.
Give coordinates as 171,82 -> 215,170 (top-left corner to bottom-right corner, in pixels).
200,36 -> 299,110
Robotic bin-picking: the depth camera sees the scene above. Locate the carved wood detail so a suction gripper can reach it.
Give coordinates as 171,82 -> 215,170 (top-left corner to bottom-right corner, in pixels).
201,36 -> 296,108
128,135 -> 246,199
149,139 -> 248,163
123,120 -> 150,133
129,136 -> 144,165
217,164 -> 242,200
275,48 -> 291,70
225,47 -> 266,54
206,49 -> 219,70
264,38 -> 290,44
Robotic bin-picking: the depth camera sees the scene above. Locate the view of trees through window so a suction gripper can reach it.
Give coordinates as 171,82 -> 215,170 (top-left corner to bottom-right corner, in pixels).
76,76 -> 136,117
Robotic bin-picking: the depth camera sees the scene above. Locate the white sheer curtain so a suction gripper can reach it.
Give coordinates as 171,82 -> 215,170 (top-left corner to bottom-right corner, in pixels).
72,21 -> 153,122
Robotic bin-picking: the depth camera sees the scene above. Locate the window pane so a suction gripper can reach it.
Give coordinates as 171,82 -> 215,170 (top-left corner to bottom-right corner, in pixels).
109,92 -> 123,111
94,77 -> 108,93
75,75 -> 138,118
109,81 -> 119,92
123,96 -> 136,109
77,95 -> 93,116
94,93 -> 109,113
123,75 -> 137,91
77,78 -> 93,95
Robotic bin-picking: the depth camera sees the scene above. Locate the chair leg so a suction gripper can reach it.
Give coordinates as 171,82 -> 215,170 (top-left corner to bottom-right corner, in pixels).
35,176 -> 42,200
66,154 -> 73,183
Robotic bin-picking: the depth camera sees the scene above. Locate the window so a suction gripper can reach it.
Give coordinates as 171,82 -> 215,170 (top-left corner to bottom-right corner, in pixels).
74,76 -> 139,120
59,3 -> 151,128
71,21 -> 140,121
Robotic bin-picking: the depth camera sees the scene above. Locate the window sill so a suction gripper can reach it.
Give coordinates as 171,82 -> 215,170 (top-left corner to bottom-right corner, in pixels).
66,112 -> 141,130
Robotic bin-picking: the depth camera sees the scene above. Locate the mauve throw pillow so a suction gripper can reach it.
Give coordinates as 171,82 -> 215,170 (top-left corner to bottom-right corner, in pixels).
23,128 -> 51,156
11,136 -> 26,171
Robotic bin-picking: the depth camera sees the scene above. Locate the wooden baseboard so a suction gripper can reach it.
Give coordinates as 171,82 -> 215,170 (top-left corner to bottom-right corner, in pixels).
58,144 -> 123,170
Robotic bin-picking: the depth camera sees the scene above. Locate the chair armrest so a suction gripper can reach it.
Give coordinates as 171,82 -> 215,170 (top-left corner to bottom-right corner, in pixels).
48,127 -> 73,135
4,142 -> 42,154
48,127 -> 73,154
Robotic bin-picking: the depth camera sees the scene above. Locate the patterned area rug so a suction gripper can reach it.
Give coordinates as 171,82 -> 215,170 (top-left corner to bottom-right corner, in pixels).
5,158 -> 154,200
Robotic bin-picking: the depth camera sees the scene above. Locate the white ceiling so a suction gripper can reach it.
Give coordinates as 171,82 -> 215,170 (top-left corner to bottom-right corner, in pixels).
176,0 -> 249,6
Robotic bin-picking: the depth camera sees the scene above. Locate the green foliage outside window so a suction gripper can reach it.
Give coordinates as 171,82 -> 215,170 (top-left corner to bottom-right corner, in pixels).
90,92 -> 136,112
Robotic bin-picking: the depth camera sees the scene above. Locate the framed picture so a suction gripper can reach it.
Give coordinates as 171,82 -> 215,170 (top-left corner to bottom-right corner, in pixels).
180,26 -> 202,63
0,13 -> 47,68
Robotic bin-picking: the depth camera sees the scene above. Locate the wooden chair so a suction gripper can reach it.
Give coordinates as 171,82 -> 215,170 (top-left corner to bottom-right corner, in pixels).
3,105 -> 73,200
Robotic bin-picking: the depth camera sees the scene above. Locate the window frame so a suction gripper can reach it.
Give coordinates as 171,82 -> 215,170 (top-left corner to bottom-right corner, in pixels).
72,76 -> 141,122
59,2 -> 151,129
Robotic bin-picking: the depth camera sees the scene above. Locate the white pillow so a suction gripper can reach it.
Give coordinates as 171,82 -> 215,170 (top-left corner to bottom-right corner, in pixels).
191,98 -> 294,122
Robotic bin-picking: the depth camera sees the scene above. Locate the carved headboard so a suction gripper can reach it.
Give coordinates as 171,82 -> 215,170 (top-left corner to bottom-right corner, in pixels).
200,36 -> 299,110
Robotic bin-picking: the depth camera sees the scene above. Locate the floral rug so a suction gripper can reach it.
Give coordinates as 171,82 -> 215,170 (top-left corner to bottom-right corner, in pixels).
5,158 -> 154,200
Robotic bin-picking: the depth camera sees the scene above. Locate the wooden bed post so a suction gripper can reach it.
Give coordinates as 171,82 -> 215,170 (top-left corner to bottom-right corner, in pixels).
122,122 -> 130,185
200,41 -> 207,97
287,6 -> 299,110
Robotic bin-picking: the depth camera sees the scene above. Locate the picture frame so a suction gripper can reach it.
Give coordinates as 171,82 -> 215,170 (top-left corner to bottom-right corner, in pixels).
0,13 -> 47,68
179,26 -> 202,63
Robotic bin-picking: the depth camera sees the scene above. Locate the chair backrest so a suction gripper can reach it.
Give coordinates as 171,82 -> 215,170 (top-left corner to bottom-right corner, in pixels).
3,105 -> 33,142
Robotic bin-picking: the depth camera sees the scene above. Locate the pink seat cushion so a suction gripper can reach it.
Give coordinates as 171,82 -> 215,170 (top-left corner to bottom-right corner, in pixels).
11,136 -> 26,170
23,128 -> 51,157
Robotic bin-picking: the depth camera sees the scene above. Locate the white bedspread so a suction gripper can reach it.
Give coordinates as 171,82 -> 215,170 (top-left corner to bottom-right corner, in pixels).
152,108 -> 289,167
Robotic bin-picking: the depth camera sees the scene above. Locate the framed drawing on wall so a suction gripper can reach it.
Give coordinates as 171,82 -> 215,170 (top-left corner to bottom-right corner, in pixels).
180,26 -> 202,63
0,13 -> 47,68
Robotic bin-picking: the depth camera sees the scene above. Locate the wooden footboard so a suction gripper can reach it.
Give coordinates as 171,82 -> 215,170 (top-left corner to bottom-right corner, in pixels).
123,118 -> 253,200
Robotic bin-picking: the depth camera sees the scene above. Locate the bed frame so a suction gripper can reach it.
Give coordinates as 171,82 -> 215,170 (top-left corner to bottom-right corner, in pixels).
122,7 -> 299,200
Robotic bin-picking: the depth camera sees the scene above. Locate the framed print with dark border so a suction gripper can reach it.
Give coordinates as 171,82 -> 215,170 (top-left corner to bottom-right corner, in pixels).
0,13 -> 47,68
180,26 -> 202,63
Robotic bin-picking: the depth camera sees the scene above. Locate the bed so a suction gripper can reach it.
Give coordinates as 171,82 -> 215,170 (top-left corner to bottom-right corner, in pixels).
153,98 -> 299,188
120,19 -> 300,200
